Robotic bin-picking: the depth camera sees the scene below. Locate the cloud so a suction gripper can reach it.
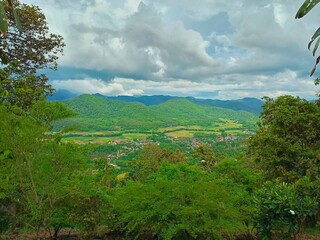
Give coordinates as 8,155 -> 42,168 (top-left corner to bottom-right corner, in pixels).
52,78 -> 144,96
52,69 -> 319,100
22,0 -> 319,99
51,2 -> 219,81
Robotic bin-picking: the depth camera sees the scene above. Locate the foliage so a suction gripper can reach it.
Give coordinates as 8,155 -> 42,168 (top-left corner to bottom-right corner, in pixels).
296,0 -> 320,76
128,143 -> 188,182
254,181 -> 318,240
248,96 -> 320,238
109,165 -> 250,240
192,144 -> 216,170
214,158 -> 263,194
0,103 -> 100,237
248,95 -> 320,182
0,1 -> 65,109
0,0 -> 21,36
53,94 -> 258,132
0,1 -> 65,72
0,63 -> 54,109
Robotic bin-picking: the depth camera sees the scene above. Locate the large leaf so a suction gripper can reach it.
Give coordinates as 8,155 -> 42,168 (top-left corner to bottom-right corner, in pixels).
295,0 -> 320,19
310,55 -> 320,76
7,0 -> 22,33
308,27 -> 320,50
0,2 -> 8,36
312,37 -> 320,56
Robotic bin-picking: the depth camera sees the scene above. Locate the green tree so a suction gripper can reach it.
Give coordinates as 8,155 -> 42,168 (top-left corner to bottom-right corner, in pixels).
109,166 -> 250,240
0,1 -> 64,72
0,102 -> 94,237
192,144 -> 216,170
248,96 -> 320,237
254,181 -> 318,240
0,64 -> 54,109
128,143 -> 188,182
248,95 -> 320,182
0,0 -> 65,108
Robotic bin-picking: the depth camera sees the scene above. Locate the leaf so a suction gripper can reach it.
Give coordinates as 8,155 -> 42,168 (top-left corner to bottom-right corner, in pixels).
310,55 -> 320,76
0,48 -> 9,64
0,2 -> 8,36
308,27 -> 320,50
295,0 -> 320,19
312,37 -> 320,56
7,0 -> 22,33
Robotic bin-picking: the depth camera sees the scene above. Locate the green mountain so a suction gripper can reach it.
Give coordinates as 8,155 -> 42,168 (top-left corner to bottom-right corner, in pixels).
188,97 -> 263,115
53,94 -> 258,132
49,91 -> 264,115
105,95 -> 263,115
105,95 -> 176,106
47,89 -> 77,101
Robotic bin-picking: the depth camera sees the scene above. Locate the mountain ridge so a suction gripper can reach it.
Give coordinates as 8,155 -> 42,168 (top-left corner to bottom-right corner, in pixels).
50,90 -> 264,115
53,94 -> 259,132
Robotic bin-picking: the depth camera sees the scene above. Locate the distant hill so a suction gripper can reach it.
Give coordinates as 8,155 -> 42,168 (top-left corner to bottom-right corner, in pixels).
53,94 -> 258,132
106,95 -> 176,106
104,95 -> 263,115
49,91 -> 263,115
189,97 -> 264,115
47,89 -> 78,101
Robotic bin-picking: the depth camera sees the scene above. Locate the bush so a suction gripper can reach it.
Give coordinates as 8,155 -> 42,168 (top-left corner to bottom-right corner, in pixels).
254,181 -> 318,240
108,164 -> 252,240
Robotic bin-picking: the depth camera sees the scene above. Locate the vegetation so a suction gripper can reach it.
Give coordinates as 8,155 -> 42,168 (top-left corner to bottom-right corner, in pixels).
249,96 -> 320,182
0,0 -> 64,109
53,94 -> 258,133
105,95 -> 263,115
0,0 -> 22,36
1,1 -> 320,239
296,0 -> 320,77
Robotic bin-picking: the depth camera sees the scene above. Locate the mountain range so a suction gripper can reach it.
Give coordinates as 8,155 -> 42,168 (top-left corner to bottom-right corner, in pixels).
53,94 -> 260,132
49,90 -> 264,115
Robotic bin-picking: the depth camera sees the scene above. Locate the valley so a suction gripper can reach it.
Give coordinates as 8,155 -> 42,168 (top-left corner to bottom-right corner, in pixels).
53,94 -> 259,167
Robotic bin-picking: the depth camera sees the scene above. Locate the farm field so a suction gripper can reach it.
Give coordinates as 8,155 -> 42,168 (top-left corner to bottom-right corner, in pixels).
61,119 -> 250,144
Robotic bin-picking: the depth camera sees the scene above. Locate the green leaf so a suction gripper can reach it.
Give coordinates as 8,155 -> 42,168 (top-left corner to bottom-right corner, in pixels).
312,37 -> 320,56
308,27 -> 320,50
295,0 -> 320,19
7,0 -> 22,33
0,2 -> 8,35
310,55 -> 320,76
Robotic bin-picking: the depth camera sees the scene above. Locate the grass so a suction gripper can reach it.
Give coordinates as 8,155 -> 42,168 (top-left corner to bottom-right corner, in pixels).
123,133 -> 149,140
166,130 -> 194,138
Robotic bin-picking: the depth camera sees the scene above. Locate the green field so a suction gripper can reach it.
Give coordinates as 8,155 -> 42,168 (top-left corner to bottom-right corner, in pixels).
62,119 -> 251,144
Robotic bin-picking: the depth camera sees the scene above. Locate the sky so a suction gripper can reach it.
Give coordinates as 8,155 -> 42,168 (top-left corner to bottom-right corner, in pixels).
21,0 -> 320,100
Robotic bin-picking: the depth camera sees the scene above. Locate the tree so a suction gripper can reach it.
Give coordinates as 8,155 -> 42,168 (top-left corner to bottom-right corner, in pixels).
128,143 -> 188,182
109,169 -> 249,240
0,64 -> 54,108
248,95 -> 320,182
0,1 -> 65,108
0,1 -> 64,72
192,144 -> 216,170
0,102 -> 95,237
254,181 -> 318,240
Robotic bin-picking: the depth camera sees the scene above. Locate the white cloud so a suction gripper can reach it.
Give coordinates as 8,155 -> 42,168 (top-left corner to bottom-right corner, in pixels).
52,69 -> 319,100
52,78 -> 144,96
21,0 -> 320,99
